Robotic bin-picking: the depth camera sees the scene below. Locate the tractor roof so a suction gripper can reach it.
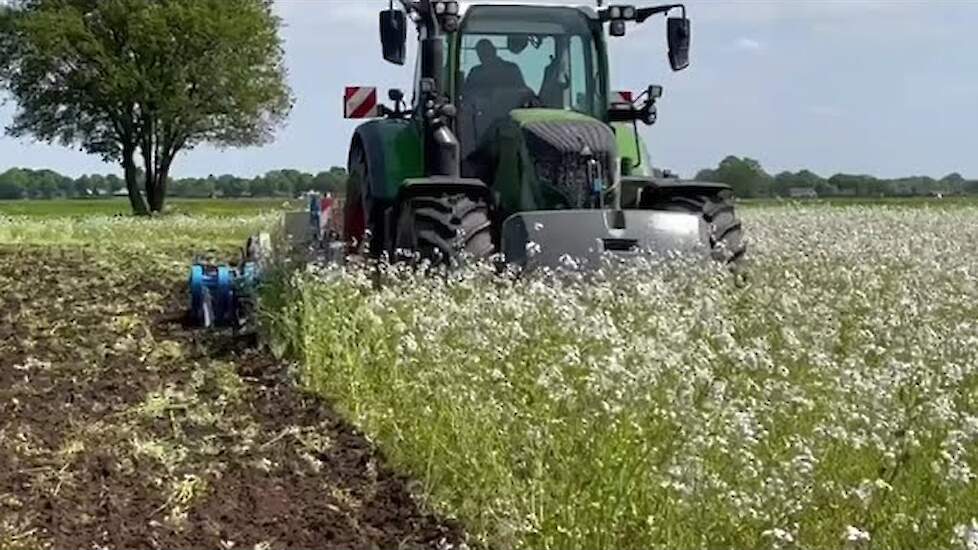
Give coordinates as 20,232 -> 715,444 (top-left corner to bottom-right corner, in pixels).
462,3 -> 599,20
460,4 -> 599,35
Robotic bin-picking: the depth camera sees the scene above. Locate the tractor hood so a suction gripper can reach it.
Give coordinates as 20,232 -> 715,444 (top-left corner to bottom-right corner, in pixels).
488,110 -> 712,270
489,108 -> 620,215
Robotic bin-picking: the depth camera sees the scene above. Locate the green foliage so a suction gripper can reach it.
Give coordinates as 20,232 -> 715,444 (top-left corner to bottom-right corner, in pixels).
696,155 -> 773,198
698,156 -> 976,199
0,166 -> 347,201
0,0 -> 293,214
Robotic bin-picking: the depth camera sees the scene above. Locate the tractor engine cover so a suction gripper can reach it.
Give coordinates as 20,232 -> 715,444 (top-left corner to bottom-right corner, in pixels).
522,119 -> 618,208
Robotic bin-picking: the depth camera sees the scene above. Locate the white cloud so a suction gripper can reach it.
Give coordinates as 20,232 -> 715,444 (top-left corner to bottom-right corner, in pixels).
734,37 -> 762,51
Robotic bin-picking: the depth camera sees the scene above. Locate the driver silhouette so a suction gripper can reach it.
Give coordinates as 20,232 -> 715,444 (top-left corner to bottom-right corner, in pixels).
463,39 -> 527,95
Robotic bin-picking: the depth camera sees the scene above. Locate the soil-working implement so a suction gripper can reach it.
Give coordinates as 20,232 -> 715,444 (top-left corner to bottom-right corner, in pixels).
343,1 -> 745,268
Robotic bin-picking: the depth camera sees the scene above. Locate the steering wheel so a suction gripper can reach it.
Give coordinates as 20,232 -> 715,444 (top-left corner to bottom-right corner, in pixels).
518,88 -> 544,109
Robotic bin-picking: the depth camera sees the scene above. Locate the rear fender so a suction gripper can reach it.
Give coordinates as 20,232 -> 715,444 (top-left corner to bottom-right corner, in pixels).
398,177 -> 492,203
351,119 -> 424,203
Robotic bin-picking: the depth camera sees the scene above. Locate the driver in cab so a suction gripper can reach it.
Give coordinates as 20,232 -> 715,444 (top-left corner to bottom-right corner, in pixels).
463,38 -> 526,95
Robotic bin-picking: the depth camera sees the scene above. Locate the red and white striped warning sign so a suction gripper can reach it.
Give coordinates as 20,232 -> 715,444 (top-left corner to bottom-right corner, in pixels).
610,90 -> 634,108
344,86 -> 379,119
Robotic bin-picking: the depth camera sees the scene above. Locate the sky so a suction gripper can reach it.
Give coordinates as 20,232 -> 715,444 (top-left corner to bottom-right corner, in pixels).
1,0 -> 977,179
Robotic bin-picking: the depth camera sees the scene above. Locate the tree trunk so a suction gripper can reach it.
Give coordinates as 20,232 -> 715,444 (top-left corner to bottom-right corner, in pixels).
141,137 -> 159,214
148,167 -> 168,213
122,147 -> 149,216
145,150 -> 174,214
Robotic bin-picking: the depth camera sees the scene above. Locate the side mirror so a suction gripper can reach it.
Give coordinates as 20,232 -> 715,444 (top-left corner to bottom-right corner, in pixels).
667,17 -> 690,71
380,9 -> 407,66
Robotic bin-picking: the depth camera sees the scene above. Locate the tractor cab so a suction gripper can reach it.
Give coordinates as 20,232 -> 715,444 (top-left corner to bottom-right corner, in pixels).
453,6 -> 607,173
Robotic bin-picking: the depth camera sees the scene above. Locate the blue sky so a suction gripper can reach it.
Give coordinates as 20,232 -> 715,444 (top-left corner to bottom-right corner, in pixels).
1,0 -> 976,179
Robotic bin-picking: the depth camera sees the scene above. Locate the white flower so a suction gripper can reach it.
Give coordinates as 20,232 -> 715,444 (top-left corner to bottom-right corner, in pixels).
954,518 -> 978,550
844,525 -> 871,545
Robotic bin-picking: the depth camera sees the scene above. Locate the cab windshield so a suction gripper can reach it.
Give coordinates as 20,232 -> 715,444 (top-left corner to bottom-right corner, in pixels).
456,6 -> 604,118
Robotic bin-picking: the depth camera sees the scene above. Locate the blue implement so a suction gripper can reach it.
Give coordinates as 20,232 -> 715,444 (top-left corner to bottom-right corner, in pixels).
187,231 -> 271,329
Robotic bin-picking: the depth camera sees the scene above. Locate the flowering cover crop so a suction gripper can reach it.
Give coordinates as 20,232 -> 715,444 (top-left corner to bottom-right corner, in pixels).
275,205 -> 978,550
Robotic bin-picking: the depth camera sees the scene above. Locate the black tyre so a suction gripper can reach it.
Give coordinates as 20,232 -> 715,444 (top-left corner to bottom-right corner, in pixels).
393,193 -> 495,265
345,142 -> 387,256
645,192 -> 747,268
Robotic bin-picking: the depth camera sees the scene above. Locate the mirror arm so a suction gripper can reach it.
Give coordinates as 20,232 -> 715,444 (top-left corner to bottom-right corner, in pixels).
635,3 -> 685,23
631,118 -> 642,170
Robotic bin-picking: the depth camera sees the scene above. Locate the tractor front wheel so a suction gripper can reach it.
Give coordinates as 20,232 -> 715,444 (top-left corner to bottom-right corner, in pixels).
393,194 -> 495,266
646,192 -> 747,269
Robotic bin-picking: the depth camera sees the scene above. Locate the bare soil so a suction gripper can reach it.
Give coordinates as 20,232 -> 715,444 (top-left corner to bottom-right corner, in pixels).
0,245 -> 464,550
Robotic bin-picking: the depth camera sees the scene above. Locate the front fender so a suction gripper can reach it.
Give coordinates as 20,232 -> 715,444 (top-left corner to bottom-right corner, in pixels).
351,119 -> 424,202
621,176 -> 733,208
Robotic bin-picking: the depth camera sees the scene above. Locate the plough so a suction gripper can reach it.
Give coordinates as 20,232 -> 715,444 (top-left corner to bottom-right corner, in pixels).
187,192 -> 337,328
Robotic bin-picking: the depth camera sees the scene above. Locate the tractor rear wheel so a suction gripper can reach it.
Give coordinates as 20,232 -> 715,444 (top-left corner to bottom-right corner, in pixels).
345,142 -> 386,256
393,194 -> 495,266
646,192 -> 747,269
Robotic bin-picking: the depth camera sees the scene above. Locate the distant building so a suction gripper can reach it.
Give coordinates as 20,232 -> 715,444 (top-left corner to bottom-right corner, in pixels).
788,187 -> 818,199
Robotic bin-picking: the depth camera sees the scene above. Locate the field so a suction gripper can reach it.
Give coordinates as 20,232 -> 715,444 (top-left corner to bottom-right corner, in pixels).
3,198 -> 978,549
0,197 -> 300,218
272,200 -> 978,549
0,201 -> 461,550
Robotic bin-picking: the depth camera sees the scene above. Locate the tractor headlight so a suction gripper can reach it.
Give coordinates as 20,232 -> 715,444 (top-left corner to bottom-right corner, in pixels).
434,1 -> 459,32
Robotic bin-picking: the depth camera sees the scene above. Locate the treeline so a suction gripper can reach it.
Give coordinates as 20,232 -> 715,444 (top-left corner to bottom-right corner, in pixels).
0,167 -> 348,200
696,156 -> 976,198
3,158 -> 975,201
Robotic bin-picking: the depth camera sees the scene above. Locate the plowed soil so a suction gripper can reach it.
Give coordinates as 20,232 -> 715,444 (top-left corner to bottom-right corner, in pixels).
0,245 -> 464,550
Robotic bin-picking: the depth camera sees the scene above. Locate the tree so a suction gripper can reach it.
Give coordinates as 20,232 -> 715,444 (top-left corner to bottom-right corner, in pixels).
216,174 -> 248,197
699,156 -> 773,198
0,169 -> 25,199
0,0 -> 292,214
313,167 -> 347,194
773,169 -> 826,197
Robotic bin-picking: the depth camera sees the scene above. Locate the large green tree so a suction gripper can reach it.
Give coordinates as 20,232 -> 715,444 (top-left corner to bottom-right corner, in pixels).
696,156 -> 773,198
0,0 -> 292,214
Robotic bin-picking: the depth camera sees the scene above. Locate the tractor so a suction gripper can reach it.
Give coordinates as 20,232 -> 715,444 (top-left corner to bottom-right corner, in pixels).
343,0 -> 745,269
187,1 -> 746,327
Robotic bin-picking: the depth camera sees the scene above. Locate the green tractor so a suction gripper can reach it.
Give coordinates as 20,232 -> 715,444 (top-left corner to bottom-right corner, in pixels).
342,1 -> 745,269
